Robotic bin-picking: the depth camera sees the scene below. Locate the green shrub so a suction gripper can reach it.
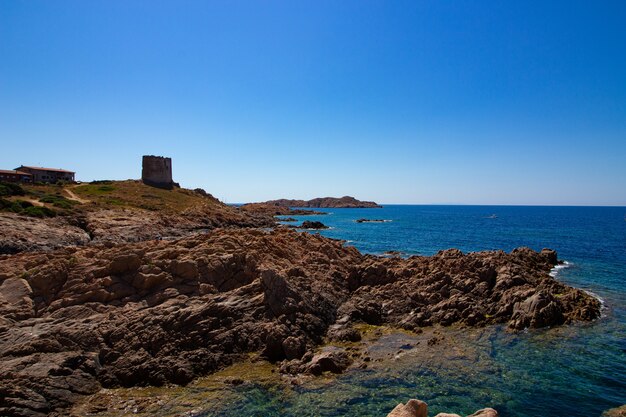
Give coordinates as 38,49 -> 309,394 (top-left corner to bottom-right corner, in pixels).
39,194 -> 76,209
0,198 -> 21,212
53,200 -> 74,209
97,185 -> 115,192
0,182 -> 25,197
0,198 -> 55,216
0,198 -> 10,209
23,206 -> 56,218
39,195 -> 56,204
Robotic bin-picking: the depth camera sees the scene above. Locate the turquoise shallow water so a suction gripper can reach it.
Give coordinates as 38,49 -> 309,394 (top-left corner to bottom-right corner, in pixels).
218,205 -> 626,416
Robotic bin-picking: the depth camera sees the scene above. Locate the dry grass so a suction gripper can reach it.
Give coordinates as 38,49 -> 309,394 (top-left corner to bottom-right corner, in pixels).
71,180 -> 221,213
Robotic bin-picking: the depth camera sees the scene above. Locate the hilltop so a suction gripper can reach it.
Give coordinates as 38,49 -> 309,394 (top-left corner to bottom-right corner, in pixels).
0,180 -> 274,254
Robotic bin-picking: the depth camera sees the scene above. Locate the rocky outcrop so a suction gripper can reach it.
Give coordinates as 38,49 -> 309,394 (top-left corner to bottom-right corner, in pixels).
260,196 -> 382,208
342,247 -> 599,331
0,229 -> 600,416
84,206 -> 273,244
299,221 -> 328,229
0,213 -> 91,254
0,203 -> 275,255
387,400 -> 497,417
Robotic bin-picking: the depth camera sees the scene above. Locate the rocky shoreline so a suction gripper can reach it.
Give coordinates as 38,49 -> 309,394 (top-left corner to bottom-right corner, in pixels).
0,224 -> 601,416
239,202 -> 325,216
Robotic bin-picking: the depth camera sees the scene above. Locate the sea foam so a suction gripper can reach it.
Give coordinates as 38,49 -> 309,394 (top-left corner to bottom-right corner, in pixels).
549,260 -> 572,277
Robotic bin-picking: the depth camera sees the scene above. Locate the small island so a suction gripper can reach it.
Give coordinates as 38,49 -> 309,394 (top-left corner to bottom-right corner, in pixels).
259,196 -> 382,208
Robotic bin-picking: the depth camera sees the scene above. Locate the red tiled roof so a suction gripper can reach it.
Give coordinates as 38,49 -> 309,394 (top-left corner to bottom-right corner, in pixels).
0,169 -> 32,176
17,166 -> 75,174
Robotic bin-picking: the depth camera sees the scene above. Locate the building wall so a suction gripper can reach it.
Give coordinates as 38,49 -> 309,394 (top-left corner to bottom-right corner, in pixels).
0,172 -> 32,183
142,155 -> 173,187
15,167 -> 74,183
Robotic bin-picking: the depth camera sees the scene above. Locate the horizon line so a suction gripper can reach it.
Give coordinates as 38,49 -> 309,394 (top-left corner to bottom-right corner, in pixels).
229,202 -> 626,208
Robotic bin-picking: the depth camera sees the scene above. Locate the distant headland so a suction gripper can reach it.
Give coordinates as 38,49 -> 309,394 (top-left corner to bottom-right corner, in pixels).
258,196 -> 382,208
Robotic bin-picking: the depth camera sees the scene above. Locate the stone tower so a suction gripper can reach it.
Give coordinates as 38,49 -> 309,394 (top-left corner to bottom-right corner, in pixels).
142,155 -> 173,189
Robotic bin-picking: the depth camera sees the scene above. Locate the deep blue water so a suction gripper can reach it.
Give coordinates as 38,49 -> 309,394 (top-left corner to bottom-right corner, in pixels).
218,205 -> 626,416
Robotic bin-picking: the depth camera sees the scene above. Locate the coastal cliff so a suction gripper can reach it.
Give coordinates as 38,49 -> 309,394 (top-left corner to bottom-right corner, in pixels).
0,226 -> 600,416
259,195 -> 382,208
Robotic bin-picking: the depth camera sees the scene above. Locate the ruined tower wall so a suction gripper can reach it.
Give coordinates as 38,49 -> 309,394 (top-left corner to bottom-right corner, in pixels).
142,155 -> 173,188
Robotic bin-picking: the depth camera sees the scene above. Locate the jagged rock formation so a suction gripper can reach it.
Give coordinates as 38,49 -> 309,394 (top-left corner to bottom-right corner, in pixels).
260,196 -> 382,208
0,213 -> 91,254
0,228 -> 600,416
387,399 -> 497,417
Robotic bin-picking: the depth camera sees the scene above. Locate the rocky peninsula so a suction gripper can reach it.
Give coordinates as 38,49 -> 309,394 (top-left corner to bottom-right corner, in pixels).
259,195 -> 382,208
0,181 -> 602,416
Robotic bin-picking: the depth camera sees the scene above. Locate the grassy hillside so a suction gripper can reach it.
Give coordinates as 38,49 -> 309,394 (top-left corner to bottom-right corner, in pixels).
72,180 -> 223,212
0,180 -> 224,217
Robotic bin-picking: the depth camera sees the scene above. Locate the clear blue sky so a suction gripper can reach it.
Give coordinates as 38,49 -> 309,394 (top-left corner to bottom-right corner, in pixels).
1,1 -> 625,205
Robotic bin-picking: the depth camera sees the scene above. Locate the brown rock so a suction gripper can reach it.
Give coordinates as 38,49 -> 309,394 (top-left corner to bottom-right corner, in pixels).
467,409 -> 498,417
108,253 -> 142,275
387,399 -> 428,417
305,349 -> 352,375
602,405 -> 626,417
282,336 -> 306,360
510,291 -> 564,330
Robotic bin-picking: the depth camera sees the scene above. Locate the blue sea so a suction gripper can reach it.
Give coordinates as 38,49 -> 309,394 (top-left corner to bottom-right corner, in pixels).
217,205 -> 626,417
